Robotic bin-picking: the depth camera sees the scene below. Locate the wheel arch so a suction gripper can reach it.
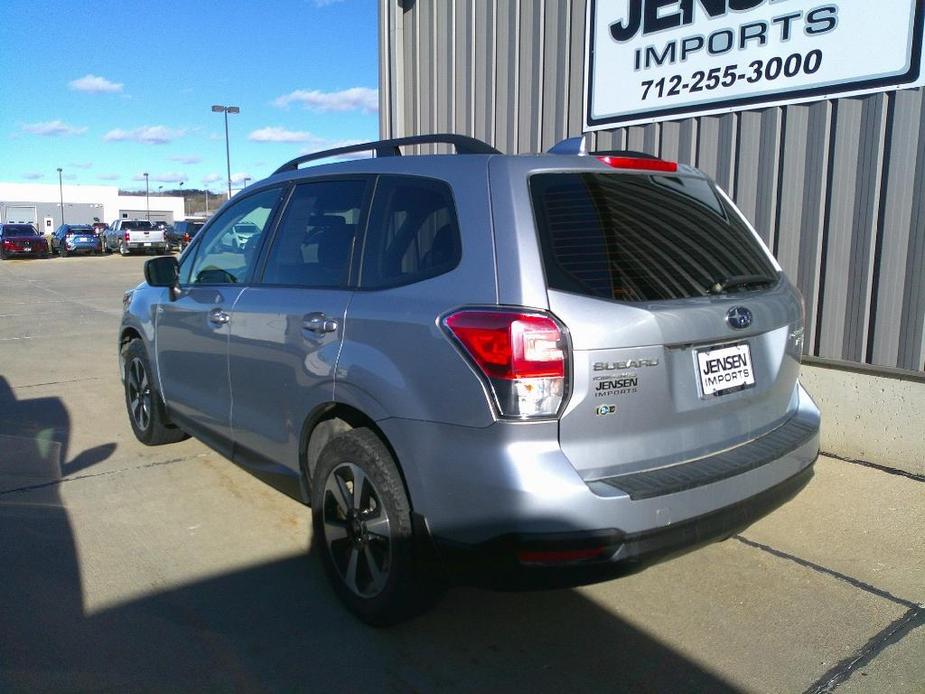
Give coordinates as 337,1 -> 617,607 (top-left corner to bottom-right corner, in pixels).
299,402 -> 414,509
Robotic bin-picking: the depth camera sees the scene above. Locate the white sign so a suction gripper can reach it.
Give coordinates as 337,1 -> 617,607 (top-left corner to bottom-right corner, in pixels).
585,0 -> 925,130
697,343 -> 755,396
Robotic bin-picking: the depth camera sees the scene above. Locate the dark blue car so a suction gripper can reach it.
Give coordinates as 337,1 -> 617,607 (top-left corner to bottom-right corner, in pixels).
52,224 -> 101,257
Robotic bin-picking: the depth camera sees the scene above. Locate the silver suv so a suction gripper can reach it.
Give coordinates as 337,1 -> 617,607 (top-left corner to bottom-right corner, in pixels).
120,134 -> 820,624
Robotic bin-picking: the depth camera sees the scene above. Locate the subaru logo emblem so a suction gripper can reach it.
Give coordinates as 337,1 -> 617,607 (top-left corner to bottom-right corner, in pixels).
726,306 -> 753,330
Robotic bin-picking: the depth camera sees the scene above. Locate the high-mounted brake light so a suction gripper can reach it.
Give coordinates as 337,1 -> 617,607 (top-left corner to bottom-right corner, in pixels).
596,155 -> 678,173
444,309 -> 568,418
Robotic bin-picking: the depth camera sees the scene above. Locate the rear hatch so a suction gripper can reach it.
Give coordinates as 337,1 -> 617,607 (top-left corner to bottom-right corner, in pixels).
529,167 -> 804,481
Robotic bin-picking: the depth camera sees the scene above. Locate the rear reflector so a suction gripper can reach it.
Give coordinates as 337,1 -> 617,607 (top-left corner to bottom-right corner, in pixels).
443,309 -> 567,418
517,547 -> 606,564
597,155 -> 678,172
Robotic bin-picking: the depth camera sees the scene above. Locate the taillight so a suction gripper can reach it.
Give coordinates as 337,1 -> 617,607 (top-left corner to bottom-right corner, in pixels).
124,231 -> 130,242
597,155 -> 678,172
183,233 -> 190,243
443,309 -> 568,418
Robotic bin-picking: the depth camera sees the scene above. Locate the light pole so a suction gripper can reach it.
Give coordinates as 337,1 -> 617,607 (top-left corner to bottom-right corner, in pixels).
243,177 -> 251,189
179,181 -> 186,217
57,168 -> 65,225
211,104 -> 239,198
143,172 -> 150,220
204,187 -> 209,215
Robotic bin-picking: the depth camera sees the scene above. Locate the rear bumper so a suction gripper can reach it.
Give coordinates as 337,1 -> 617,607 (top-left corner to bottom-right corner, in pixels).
125,242 -> 167,251
380,383 -> 820,589
433,463 -> 813,589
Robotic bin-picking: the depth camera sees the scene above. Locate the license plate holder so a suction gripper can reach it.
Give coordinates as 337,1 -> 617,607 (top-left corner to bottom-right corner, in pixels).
696,342 -> 756,397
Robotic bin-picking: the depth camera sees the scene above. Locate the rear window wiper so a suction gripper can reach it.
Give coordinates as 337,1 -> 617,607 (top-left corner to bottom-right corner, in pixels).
709,274 -> 776,294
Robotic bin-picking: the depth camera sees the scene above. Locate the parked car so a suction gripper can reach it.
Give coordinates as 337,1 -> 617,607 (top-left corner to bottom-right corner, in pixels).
0,223 -> 48,259
166,220 -> 205,251
119,134 -> 820,625
51,224 -> 100,257
104,219 -> 169,255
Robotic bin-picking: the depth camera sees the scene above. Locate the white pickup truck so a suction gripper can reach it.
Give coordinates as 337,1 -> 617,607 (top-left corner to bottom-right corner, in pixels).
106,219 -> 169,256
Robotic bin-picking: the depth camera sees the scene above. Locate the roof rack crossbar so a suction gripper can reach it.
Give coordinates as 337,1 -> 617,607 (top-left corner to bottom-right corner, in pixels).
273,133 -> 501,174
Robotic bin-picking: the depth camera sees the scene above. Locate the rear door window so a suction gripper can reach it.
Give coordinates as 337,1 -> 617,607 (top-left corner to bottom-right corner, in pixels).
530,172 -> 778,302
359,176 -> 461,289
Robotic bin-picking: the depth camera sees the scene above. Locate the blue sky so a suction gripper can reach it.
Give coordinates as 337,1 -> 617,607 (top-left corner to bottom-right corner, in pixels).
0,0 -> 379,191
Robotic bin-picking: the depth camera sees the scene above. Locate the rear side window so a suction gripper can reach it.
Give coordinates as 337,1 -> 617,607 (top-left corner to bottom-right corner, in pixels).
530,173 -> 778,302
261,179 -> 367,288
360,176 -> 460,289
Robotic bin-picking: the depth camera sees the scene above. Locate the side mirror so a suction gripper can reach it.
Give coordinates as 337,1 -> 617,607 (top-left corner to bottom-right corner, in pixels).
144,256 -> 181,300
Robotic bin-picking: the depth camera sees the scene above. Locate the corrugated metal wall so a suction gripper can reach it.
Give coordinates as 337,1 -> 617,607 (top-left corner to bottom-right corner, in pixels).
379,0 -> 925,373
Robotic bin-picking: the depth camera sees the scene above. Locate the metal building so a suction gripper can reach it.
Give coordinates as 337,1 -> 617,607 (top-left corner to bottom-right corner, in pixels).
378,0 -> 925,374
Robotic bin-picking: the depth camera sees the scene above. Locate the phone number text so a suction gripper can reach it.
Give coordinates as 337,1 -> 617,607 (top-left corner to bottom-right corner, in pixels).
640,50 -> 823,101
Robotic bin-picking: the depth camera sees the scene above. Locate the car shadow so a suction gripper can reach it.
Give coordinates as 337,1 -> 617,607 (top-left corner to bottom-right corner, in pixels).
0,376 -> 737,692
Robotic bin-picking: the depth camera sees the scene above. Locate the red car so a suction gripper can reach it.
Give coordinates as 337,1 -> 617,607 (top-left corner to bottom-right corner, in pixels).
0,224 -> 49,259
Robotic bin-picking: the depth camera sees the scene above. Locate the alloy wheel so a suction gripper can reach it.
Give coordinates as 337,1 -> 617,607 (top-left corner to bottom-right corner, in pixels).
322,462 -> 392,598
127,358 -> 152,431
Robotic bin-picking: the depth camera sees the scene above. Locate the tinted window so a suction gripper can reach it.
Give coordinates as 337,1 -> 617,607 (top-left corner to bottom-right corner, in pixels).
530,173 -> 778,302
360,177 -> 460,288
261,180 -> 367,288
122,221 -> 154,231
2,225 -> 38,236
187,187 -> 282,285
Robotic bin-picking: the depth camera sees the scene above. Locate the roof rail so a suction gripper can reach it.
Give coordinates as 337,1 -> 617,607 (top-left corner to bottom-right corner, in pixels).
273,133 -> 501,174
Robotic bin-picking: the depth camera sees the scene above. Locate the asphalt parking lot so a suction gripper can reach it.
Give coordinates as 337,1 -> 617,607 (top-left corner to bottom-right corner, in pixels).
0,254 -> 922,693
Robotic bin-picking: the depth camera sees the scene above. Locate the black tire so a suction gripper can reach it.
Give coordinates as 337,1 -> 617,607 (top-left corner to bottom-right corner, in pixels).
119,240 -> 130,256
61,247 -> 69,258
121,339 -> 188,445
311,428 -> 440,626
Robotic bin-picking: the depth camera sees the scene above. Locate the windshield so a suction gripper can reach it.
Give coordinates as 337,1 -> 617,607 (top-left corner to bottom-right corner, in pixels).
122,221 -> 154,231
530,172 -> 778,302
2,225 -> 38,236
67,227 -> 94,234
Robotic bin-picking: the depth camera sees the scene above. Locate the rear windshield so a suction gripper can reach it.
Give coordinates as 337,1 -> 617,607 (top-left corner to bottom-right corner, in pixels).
2,225 -> 38,236
122,221 -> 154,230
68,227 -> 93,233
530,172 -> 778,302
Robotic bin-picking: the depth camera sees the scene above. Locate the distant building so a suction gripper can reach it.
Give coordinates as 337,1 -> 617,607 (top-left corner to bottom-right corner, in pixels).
0,182 -> 186,237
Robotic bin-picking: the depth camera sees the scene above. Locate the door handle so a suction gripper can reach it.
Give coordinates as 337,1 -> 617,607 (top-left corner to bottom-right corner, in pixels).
302,312 -> 338,334
208,308 -> 230,325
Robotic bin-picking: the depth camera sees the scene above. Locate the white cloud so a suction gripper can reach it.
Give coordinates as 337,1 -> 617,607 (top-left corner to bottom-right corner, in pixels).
273,87 -> 378,113
97,173 -> 120,181
23,172 -> 45,180
230,172 -> 252,184
202,173 -> 223,184
103,125 -> 187,145
22,120 -> 87,137
248,126 -> 322,144
152,172 -> 188,183
130,172 -> 186,183
298,138 -> 369,160
70,161 -> 92,169
69,74 -> 124,93
314,0 -> 346,6
169,155 -> 201,164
